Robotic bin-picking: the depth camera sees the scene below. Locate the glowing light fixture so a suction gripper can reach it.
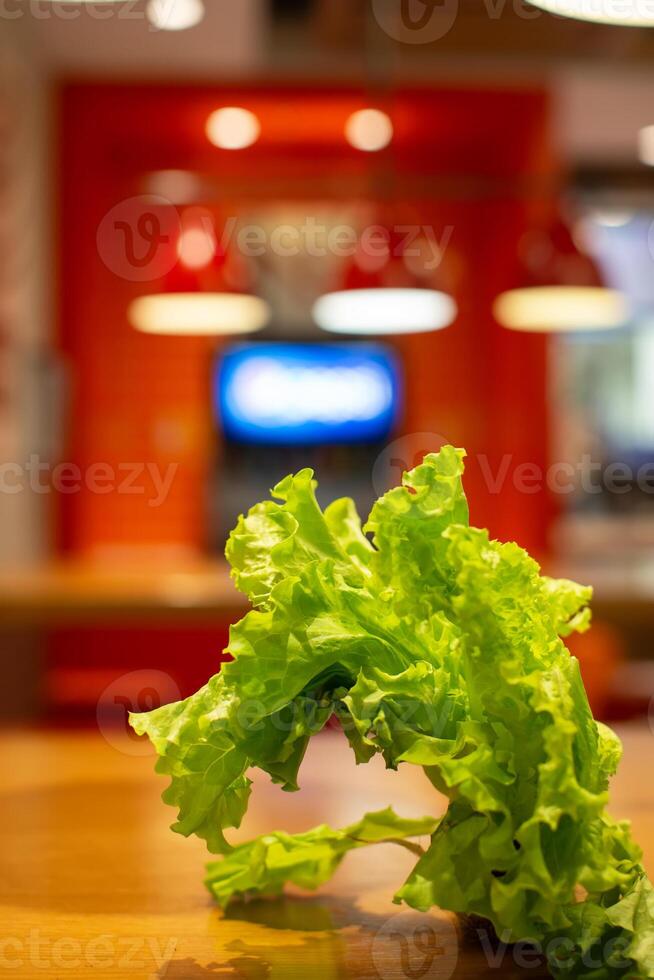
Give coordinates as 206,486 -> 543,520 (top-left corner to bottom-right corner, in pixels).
638,125 -> 654,166
493,286 -> 628,333
146,0 -> 205,31
177,226 -> 216,269
592,210 -> 635,228
345,109 -> 394,152
128,294 -> 270,337
206,108 -> 261,150
129,212 -> 270,337
313,223 -> 459,337
495,214 -> 629,334
313,287 -> 457,336
525,0 -> 654,25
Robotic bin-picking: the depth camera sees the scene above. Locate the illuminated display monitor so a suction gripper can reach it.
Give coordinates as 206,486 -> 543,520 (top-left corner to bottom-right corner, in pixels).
217,342 -> 401,445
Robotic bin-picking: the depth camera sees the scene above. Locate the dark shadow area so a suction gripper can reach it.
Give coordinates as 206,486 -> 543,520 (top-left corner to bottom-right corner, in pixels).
223,895 -> 340,932
157,956 -> 271,979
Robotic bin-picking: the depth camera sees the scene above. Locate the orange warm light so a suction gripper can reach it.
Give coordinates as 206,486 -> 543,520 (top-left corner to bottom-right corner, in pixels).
199,100 -> 401,149
493,286 -> 628,333
128,293 -> 270,337
205,107 -> 261,150
344,109 -> 394,152
177,227 -> 216,269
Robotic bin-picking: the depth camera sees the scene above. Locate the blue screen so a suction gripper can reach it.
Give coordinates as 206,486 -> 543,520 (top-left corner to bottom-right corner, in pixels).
217,342 -> 401,445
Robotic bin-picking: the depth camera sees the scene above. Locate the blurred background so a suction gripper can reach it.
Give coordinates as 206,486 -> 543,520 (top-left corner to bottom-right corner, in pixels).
2,0 -> 654,730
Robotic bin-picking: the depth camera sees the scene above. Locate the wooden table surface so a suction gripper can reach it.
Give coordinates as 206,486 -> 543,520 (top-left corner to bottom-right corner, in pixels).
1,725 -> 652,979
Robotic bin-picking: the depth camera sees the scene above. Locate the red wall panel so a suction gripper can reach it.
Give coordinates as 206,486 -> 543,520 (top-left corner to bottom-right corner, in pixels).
58,81 -> 556,558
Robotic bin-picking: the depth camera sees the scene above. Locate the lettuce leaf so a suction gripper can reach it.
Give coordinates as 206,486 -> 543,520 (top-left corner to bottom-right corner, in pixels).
130,446 -> 654,979
205,808 -> 437,908
541,873 -> 654,978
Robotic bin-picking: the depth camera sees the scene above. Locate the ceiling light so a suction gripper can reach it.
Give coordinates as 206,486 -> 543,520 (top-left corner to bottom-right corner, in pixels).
146,0 -> 204,31
177,227 -> 216,270
312,288 -> 457,336
128,294 -> 270,337
526,0 -> 654,25
345,109 -> 394,153
206,108 -> 261,151
638,125 -> 654,166
496,214 -> 629,333
493,286 -> 628,333
591,210 -> 635,228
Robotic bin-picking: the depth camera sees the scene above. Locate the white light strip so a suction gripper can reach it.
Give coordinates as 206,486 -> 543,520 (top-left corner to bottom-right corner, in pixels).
526,0 -> 654,25
313,288 -> 457,336
493,286 -> 628,333
128,294 -> 270,336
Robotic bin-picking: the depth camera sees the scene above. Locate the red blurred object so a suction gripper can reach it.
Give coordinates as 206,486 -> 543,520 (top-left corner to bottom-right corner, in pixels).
565,620 -> 622,719
333,221 -> 461,299
512,212 -> 605,292
45,624 -> 232,724
157,207 -> 254,295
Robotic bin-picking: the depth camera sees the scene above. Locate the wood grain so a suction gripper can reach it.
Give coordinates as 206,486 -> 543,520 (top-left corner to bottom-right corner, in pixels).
0,725 -> 651,979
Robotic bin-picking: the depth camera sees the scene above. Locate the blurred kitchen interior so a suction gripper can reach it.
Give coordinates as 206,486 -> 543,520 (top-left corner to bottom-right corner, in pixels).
2,0 -> 654,726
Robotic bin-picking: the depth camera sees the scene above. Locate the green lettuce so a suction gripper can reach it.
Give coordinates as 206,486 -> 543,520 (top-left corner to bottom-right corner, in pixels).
130,447 -> 654,979
205,808 -> 437,908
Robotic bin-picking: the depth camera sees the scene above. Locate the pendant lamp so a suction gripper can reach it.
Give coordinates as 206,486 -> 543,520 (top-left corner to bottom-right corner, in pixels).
128,212 -> 271,337
493,217 -> 628,334
313,224 -> 458,336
